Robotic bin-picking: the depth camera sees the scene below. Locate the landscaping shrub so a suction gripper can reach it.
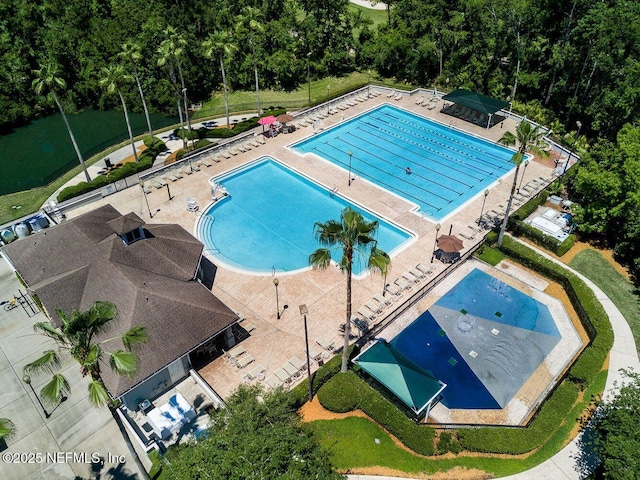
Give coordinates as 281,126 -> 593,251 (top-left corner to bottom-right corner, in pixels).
175,149 -> 186,161
193,139 -> 212,149
289,350 -> 344,409
436,432 -> 462,455
557,234 -> 577,257
317,371 -> 436,456
457,381 -> 580,453
316,373 -> 358,412
474,245 -> 504,265
57,175 -> 108,202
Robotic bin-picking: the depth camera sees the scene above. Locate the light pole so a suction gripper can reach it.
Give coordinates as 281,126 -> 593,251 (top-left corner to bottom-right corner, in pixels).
140,182 -> 153,218
273,278 -> 287,319
307,52 -> 312,103
430,223 -> 441,263
518,160 -> 529,193
23,373 -> 50,418
299,304 -> 313,401
478,189 -> 489,225
273,277 -> 280,319
348,151 -> 353,186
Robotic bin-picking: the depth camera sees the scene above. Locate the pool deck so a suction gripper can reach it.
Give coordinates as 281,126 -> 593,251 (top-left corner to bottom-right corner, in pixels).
61,92 -> 558,402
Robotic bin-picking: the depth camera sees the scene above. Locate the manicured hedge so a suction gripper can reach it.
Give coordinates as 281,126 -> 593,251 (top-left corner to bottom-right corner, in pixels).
289,349 -> 345,409
57,175 -> 108,202
310,235 -> 612,457
317,371 -> 436,456
457,381 -> 580,453
57,152 -> 156,203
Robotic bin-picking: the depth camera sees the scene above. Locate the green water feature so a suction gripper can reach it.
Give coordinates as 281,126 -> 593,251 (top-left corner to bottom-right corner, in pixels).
0,109 -> 177,195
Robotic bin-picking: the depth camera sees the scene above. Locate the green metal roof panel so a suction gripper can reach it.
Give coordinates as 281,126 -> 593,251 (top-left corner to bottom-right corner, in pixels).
355,341 -> 446,414
442,89 -> 509,115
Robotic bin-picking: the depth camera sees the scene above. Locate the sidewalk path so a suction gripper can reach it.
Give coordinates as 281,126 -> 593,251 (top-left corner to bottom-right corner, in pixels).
347,237 -> 639,480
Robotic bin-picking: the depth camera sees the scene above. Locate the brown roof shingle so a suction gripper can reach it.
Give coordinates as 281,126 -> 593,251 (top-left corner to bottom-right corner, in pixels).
2,204 -> 238,397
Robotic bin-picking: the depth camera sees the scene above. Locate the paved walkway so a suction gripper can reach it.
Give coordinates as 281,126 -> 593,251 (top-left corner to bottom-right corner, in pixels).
0,259 -> 148,479
347,237 -> 640,480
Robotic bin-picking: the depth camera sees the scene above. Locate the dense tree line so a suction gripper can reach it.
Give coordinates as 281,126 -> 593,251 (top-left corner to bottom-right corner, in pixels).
1,0 -> 638,275
0,0 -> 355,131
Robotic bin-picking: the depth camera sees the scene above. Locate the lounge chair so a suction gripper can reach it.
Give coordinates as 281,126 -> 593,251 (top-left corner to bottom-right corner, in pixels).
282,362 -> 300,379
308,345 -> 325,362
357,306 -> 376,321
209,154 -> 221,163
163,172 -> 179,182
249,140 -> 261,148
385,282 -> 403,297
200,157 -> 213,167
172,168 -> 184,179
265,376 -> 282,389
402,271 -> 421,284
151,178 -> 166,189
394,276 -> 413,290
244,364 -> 265,381
394,93 -> 403,101
415,263 -> 433,276
316,337 -> 335,351
235,353 -> 255,369
219,150 -> 232,159
177,167 -> 192,177
289,356 -> 306,372
141,183 -> 153,194
415,96 -> 425,105
409,267 -> 427,280
386,90 -> 395,98
373,293 -> 392,307
365,300 -> 383,314
274,367 -> 292,385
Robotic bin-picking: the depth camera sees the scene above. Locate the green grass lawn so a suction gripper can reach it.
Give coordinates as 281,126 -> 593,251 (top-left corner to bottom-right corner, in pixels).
349,4 -> 389,29
192,71 -> 372,120
570,249 -> 640,355
308,370 -> 607,477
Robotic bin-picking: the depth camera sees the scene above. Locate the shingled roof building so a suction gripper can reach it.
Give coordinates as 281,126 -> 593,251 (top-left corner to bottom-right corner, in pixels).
1,204 -> 238,410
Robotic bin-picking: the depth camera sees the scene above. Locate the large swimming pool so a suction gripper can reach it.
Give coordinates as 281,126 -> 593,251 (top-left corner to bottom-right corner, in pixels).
197,158 -> 413,274
292,105 -> 516,220
390,269 -> 561,409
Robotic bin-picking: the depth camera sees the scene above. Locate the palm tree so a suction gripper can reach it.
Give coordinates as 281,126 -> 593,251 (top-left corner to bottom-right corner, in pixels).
100,65 -> 138,162
159,27 -> 193,148
119,41 -> 155,147
497,120 -> 550,246
24,301 -> 149,476
309,207 -> 390,373
0,418 -> 16,443
203,31 -> 238,130
24,301 -> 147,406
158,37 -> 187,150
32,63 -> 91,183
236,7 -> 264,115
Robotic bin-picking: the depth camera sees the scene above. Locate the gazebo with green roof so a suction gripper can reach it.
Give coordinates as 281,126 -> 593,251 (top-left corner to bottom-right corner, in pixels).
353,340 -> 446,421
442,88 -> 510,129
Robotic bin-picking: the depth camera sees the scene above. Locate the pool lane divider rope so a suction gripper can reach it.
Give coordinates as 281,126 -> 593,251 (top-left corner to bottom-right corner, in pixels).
340,131 -> 468,194
357,120 -> 493,180
313,143 -> 447,211
373,109 -> 511,167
